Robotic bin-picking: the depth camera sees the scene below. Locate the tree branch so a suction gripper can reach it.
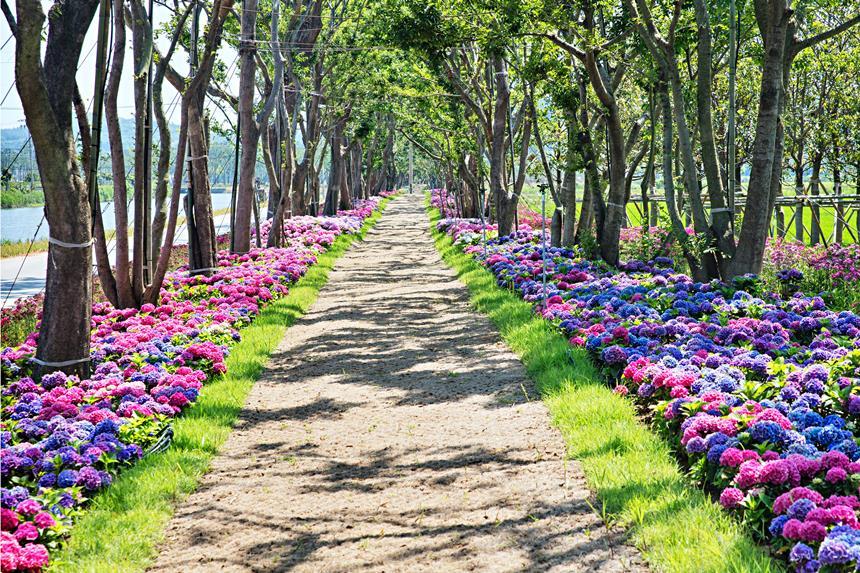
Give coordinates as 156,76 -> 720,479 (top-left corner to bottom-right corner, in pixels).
791,13 -> 860,55
2,0 -> 17,37
540,33 -> 586,62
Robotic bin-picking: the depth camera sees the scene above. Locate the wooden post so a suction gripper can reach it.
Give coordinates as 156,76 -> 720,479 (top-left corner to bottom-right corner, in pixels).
795,196 -> 804,242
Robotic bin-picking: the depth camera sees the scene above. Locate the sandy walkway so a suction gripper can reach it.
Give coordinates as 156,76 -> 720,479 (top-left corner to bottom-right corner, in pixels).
151,195 -> 645,572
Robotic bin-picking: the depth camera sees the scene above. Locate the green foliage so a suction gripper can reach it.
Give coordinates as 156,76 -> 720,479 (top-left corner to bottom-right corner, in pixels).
1,183 -> 45,208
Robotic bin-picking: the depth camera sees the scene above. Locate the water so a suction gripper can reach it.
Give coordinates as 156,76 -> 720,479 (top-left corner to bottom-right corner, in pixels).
1,193 -> 235,243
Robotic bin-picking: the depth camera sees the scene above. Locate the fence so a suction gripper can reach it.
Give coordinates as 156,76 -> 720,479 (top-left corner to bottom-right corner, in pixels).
623,191 -> 860,246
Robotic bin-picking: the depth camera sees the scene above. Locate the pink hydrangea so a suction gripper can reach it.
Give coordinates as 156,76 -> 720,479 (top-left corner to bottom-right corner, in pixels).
13,522 -> 38,542
719,487 -> 745,509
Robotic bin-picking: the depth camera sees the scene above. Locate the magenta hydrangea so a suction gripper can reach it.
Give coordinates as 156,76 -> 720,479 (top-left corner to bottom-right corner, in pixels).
0,196 -> 390,572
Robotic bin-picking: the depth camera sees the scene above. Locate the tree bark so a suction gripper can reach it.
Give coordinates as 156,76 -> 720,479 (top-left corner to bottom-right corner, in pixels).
74,85 -> 118,307
234,0 -> 259,253
490,54 -> 515,235
183,0 -> 233,274
693,0 -> 735,268
150,5 -> 191,272
105,0 -> 136,307
728,0 -> 791,277
129,0 -> 151,298
809,150 -> 823,245
14,0 -> 100,376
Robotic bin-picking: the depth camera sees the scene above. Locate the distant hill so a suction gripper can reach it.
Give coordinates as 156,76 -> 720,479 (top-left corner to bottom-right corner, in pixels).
1,117 -> 232,151
1,118 -> 238,188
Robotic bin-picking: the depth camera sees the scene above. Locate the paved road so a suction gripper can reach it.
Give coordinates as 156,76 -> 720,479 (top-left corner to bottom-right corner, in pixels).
0,219 -> 231,307
151,194 -> 644,573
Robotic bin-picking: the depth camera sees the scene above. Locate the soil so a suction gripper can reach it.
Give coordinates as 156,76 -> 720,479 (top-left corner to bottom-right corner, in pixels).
150,194 -> 646,572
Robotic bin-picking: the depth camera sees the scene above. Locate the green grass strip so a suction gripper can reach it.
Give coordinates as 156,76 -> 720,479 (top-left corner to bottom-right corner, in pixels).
49,197 -> 395,573
427,203 -> 782,573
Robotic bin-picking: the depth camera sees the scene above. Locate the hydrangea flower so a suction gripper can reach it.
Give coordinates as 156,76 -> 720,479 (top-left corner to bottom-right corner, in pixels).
0,198 -> 387,571
434,189 -> 860,571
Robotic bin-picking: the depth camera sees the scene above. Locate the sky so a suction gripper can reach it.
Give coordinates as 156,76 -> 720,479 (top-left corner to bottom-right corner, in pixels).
0,0 -> 240,131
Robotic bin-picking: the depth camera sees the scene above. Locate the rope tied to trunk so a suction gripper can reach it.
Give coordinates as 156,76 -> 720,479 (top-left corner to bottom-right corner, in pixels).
48,236 -> 94,249
29,356 -> 91,367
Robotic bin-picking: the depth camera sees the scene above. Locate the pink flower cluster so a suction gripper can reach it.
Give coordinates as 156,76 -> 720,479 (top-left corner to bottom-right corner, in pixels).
1,497 -> 56,573
0,195 -> 389,572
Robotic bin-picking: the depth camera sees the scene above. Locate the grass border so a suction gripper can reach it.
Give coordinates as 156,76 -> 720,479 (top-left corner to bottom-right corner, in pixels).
49,196 -> 396,572
427,202 -> 782,573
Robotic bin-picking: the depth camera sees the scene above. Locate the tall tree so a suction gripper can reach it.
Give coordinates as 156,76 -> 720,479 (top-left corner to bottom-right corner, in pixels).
9,0 -> 100,375
234,0 -> 282,253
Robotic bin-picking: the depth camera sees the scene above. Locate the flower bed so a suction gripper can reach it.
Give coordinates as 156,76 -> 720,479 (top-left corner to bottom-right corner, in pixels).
432,192 -> 859,572
0,197 -> 388,572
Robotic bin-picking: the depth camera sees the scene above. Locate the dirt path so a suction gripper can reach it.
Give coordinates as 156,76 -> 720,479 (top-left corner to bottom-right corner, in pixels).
151,195 -> 645,573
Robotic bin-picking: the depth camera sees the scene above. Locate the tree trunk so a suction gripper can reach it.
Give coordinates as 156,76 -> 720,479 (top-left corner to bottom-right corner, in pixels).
809,151 -> 823,245
75,86 -> 118,306
833,154 -> 843,244
351,141 -> 363,200
575,95 -> 599,243
128,0 -> 151,297
262,123 -> 280,218
14,0 -> 100,377
152,72 -> 171,269
105,0 -> 137,307
728,0 -> 791,277
659,80 -> 706,279
291,158 -> 308,216
150,5 -> 192,271
597,109 -> 626,265
490,54 -> 514,236
693,0 -> 735,270
794,158 -> 805,242
183,0 -> 232,274
187,104 -> 217,272
338,139 -> 352,211
324,119 -> 344,216
233,0 -> 259,253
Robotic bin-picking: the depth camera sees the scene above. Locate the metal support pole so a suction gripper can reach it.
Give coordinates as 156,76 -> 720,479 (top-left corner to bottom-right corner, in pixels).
141,0 -> 154,285
408,140 -> 414,194
539,183 -> 547,299
727,0 -> 737,223
479,176 -> 487,260
186,0 -> 200,270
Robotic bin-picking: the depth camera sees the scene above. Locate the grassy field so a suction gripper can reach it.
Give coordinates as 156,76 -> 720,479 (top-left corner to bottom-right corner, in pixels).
518,182 -> 860,245
48,197 -> 394,572
1,184 -> 117,209
428,200 -> 781,573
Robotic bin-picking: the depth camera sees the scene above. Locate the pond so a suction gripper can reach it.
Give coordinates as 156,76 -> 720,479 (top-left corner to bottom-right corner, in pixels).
1,193 -> 236,243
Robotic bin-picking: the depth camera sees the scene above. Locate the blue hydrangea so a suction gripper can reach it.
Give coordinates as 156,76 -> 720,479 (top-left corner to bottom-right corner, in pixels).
786,498 -> 816,521
790,543 -> 815,563
817,540 -> 852,565
769,515 -> 789,537
57,469 -> 79,488
749,421 -> 789,445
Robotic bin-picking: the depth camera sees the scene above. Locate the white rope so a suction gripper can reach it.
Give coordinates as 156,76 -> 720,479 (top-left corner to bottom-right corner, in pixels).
188,155 -> 208,161
48,236 -> 94,249
607,202 -> 625,210
710,207 -> 733,213
188,266 -> 224,274
29,356 -> 91,367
